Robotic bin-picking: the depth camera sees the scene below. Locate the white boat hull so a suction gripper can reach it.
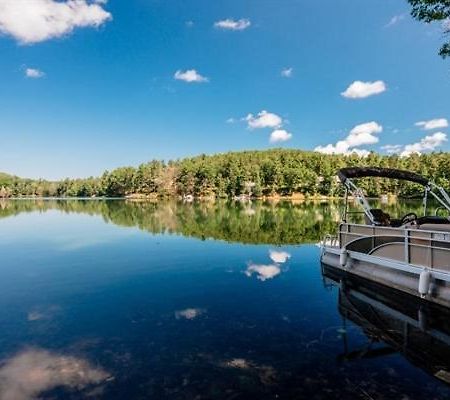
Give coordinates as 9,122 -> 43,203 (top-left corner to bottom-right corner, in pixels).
321,246 -> 450,308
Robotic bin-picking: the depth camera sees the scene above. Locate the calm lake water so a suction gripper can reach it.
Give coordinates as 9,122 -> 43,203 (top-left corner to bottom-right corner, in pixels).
0,199 -> 449,399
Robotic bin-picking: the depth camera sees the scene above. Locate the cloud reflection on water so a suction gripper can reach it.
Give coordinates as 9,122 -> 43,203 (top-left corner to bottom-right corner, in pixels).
0,348 -> 110,400
175,308 -> 206,320
222,358 -> 277,386
245,249 -> 291,281
269,250 -> 291,264
245,263 -> 281,281
27,305 -> 61,322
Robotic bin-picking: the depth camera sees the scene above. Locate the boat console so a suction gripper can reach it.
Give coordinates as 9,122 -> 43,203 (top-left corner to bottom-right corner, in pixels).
367,209 -> 450,229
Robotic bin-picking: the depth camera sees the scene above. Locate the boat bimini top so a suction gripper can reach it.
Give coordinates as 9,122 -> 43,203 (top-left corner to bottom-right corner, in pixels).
338,167 -> 450,227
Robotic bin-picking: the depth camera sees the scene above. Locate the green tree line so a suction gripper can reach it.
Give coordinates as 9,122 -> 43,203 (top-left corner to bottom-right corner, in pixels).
1,150 -> 450,198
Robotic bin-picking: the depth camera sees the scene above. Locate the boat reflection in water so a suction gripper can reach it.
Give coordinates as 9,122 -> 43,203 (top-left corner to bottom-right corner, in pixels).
322,265 -> 450,385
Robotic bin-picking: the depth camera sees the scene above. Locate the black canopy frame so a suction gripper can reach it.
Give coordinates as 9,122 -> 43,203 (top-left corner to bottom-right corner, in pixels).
337,167 -> 450,225
338,167 -> 429,186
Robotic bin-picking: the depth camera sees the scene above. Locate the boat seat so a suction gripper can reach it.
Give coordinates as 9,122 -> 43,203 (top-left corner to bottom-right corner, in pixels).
366,209 -> 391,226
418,224 -> 450,233
416,216 -> 450,225
389,218 -> 403,228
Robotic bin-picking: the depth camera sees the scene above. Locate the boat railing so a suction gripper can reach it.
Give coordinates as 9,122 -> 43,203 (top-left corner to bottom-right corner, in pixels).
338,223 -> 450,273
320,234 -> 339,257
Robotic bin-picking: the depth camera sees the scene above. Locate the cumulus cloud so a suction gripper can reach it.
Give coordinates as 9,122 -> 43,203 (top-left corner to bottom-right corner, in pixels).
381,144 -> 403,154
25,68 -> 44,78
245,110 -> 283,130
214,18 -> 251,31
281,67 -> 293,78
0,348 -> 110,400
315,121 -> 383,156
270,129 -> 292,143
174,69 -> 209,83
346,122 -> 382,146
0,0 -> 112,45
175,308 -> 205,320
341,80 -> 387,99
349,148 -> 371,157
382,132 -> 448,157
402,132 -> 447,156
415,118 -> 448,130
244,110 -> 293,143
269,250 -> 291,264
245,263 -> 281,281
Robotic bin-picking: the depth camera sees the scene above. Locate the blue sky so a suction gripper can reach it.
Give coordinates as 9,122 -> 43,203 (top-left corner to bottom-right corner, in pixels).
0,0 -> 449,179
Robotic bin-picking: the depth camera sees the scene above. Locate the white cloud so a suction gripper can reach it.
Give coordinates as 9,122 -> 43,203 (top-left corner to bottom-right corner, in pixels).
25,67 -> 45,78
175,308 -> 205,320
382,132 -> 448,157
244,110 -> 294,143
245,263 -> 281,281
314,142 -> 345,155
385,14 -> 405,28
0,0 -> 112,44
270,129 -> 292,143
226,117 -> 236,124
349,148 -> 371,157
245,110 -> 283,130
315,121 -> 383,155
174,69 -> 209,83
269,250 -> 291,264
341,80 -> 387,99
381,144 -> 403,154
401,132 -> 447,156
346,121 -> 382,146
0,348 -> 110,400
214,18 -> 251,31
185,20 -> 194,28
349,148 -> 369,157
281,67 -> 293,78
415,118 -> 448,130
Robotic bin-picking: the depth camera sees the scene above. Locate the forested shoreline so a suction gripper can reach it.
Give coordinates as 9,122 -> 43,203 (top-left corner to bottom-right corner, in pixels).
1,149 -> 450,199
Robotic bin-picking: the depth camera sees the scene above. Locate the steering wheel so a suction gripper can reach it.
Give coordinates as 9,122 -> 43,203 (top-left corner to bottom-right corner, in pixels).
401,212 -> 418,225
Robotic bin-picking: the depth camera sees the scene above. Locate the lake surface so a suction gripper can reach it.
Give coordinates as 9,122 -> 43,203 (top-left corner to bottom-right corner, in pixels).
0,199 -> 449,399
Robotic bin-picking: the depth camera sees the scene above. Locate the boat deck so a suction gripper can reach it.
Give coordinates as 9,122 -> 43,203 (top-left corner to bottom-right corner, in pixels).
321,223 -> 450,307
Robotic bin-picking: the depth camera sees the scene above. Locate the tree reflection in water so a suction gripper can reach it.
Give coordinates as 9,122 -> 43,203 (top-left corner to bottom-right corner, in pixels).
0,198 -> 425,245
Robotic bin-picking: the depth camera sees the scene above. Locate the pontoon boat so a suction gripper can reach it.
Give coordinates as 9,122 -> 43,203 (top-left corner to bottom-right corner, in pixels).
320,167 -> 450,307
